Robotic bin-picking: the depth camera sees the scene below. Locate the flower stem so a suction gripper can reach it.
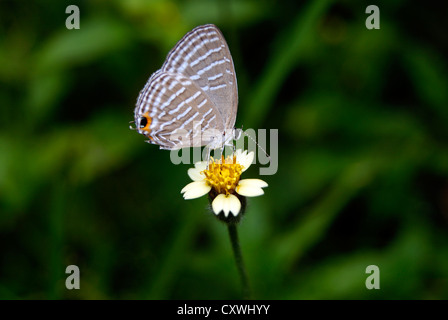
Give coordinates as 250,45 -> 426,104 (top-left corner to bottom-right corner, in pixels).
227,223 -> 251,299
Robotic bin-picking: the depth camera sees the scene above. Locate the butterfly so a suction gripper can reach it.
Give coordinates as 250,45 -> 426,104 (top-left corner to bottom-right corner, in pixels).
133,24 -> 240,151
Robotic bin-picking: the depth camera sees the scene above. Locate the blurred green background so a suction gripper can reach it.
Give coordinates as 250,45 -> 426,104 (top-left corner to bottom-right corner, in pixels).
1,0 -> 448,299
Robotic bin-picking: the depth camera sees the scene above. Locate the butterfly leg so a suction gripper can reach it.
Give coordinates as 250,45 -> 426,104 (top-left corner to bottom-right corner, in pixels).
204,145 -> 211,169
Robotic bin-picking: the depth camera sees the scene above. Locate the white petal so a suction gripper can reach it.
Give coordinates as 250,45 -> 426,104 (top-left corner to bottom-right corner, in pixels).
194,161 -> 208,171
212,194 -> 241,217
187,167 -> 205,181
236,150 -> 254,172
239,179 -> 268,188
227,194 -> 242,216
234,149 -> 245,160
236,179 -> 268,197
212,194 -> 226,216
181,181 -> 211,199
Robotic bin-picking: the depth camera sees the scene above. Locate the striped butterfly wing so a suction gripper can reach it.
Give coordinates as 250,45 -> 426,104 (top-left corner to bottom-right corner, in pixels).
162,24 -> 238,130
135,70 -> 224,150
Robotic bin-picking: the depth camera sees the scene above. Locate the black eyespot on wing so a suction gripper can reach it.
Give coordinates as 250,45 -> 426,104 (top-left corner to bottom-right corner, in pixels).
139,117 -> 148,129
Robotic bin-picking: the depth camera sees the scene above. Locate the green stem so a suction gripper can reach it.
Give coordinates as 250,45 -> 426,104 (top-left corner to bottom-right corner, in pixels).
227,223 -> 251,299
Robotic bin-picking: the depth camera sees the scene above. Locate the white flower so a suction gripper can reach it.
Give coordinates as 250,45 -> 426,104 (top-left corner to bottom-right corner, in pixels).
181,150 -> 268,218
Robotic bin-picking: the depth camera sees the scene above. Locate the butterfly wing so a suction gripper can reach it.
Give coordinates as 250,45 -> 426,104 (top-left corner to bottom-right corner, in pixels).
162,24 -> 238,130
135,70 -> 225,150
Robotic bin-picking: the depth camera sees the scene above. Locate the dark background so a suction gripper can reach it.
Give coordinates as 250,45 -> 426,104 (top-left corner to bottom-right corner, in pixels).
1,0 -> 448,299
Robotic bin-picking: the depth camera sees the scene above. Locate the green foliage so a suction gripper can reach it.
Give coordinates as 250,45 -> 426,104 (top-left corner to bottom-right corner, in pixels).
1,0 -> 447,299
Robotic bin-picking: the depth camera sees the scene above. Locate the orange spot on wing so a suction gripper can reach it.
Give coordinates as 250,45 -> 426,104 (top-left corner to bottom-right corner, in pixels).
141,112 -> 153,133
139,112 -> 155,141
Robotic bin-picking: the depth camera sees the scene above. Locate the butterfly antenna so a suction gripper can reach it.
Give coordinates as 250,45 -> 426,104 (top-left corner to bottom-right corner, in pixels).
129,120 -> 136,130
243,131 -> 271,161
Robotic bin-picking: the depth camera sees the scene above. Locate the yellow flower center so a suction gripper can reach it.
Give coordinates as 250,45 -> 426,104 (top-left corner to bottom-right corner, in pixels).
202,155 -> 243,195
